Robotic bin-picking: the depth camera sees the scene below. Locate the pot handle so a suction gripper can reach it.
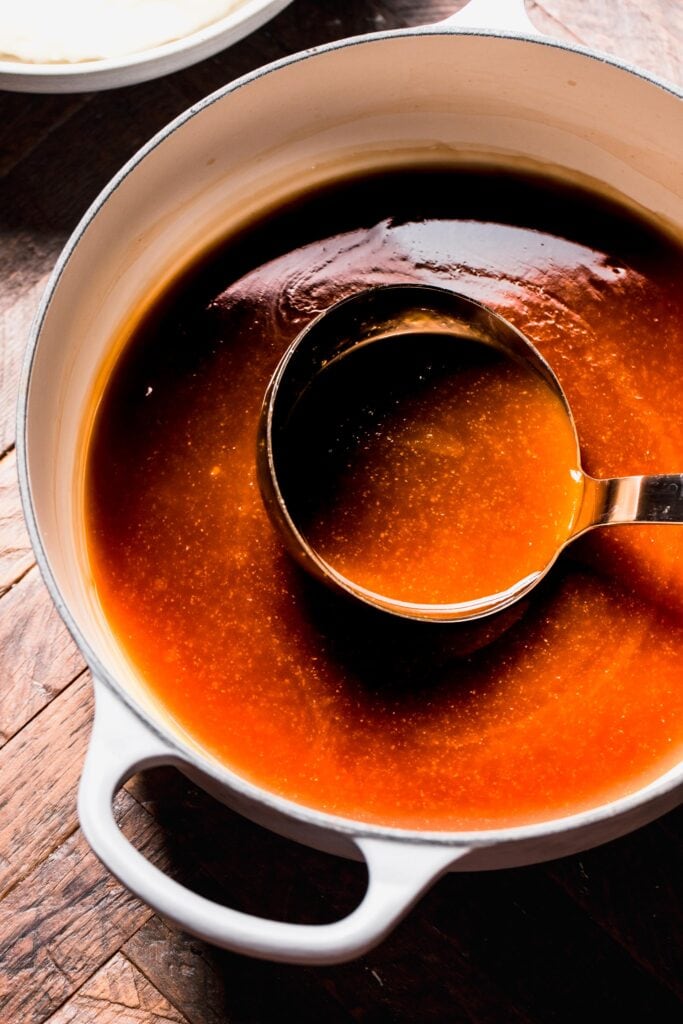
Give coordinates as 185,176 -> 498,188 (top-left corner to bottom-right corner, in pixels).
79,678 -> 470,964
438,0 -> 541,35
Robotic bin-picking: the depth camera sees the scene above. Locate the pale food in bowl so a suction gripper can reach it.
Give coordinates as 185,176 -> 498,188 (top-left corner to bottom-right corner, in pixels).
0,0 -> 250,62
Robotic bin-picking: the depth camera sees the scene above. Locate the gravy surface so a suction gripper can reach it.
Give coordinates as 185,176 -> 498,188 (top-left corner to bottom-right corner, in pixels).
85,168 -> 683,829
284,330 -> 583,606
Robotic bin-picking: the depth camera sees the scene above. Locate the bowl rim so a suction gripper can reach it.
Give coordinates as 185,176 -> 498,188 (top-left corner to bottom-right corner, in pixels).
17,22 -> 683,848
0,0 -> 294,90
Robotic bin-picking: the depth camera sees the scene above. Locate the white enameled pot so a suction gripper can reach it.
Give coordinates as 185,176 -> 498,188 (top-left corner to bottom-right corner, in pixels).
17,0 -> 683,964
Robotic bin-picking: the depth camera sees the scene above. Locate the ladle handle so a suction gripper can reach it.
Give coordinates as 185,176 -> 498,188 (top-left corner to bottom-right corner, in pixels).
581,474 -> 683,530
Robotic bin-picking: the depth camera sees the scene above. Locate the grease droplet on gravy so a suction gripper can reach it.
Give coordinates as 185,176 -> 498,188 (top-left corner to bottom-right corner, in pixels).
85,167 -> 683,829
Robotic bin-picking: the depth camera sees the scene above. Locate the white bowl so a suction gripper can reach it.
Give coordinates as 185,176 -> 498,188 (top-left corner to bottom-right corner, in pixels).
0,0 -> 293,93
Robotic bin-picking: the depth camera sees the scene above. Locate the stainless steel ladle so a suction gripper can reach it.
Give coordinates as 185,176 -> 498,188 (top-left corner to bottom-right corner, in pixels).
257,284 -> 683,623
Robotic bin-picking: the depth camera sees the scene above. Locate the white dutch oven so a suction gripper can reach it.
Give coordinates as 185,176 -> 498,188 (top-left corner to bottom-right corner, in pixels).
17,0 -> 683,964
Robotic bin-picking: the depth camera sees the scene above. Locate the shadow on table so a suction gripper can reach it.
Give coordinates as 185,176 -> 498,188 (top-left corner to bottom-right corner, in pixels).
119,766 -> 683,1024
0,0 -> 453,236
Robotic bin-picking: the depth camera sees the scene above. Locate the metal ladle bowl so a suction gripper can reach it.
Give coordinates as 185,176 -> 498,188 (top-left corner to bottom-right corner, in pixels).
257,284 -> 683,623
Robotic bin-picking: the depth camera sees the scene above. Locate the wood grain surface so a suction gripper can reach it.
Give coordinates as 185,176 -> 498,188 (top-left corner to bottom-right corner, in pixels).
0,2 -> 681,1021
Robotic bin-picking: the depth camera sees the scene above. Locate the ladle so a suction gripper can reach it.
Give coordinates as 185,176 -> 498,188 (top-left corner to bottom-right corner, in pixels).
257,284 -> 683,623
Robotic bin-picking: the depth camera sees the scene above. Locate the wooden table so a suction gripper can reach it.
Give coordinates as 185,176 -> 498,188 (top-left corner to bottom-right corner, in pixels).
1,2 -> 682,1021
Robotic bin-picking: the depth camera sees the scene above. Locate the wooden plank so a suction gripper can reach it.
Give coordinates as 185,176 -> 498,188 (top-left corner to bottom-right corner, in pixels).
0,75 -> 190,245
658,801 -> 683,844
0,448 -> 33,594
0,94 -> 92,181
547,811 -> 683,1000
527,0 -> 584,41
44,953 -> 187,1024
531,0 -> 683,83
124,917 -> 355,1024
0,792 -> 163,1024
416,860 -> 683,1023
0,566 -> 85,747
0,672 -> 91,897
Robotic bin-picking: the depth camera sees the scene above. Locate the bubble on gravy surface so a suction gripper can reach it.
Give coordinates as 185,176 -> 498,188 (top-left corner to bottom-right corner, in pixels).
85,167 -> 683,829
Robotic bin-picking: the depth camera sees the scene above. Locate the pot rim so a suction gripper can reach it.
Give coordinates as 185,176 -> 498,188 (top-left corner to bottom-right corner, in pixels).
17,21 -> 683,848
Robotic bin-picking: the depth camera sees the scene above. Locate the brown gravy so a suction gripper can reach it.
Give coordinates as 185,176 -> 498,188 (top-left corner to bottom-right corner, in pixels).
280,328 -> 583,606
85,167 -> 683,829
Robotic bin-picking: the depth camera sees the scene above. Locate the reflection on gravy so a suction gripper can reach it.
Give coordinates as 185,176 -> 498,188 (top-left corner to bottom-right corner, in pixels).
85,168 -> 683,829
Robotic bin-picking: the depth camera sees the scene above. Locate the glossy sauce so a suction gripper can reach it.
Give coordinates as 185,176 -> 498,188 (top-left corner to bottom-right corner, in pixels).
85,168 -> 683,829
283,331 -> 583,605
